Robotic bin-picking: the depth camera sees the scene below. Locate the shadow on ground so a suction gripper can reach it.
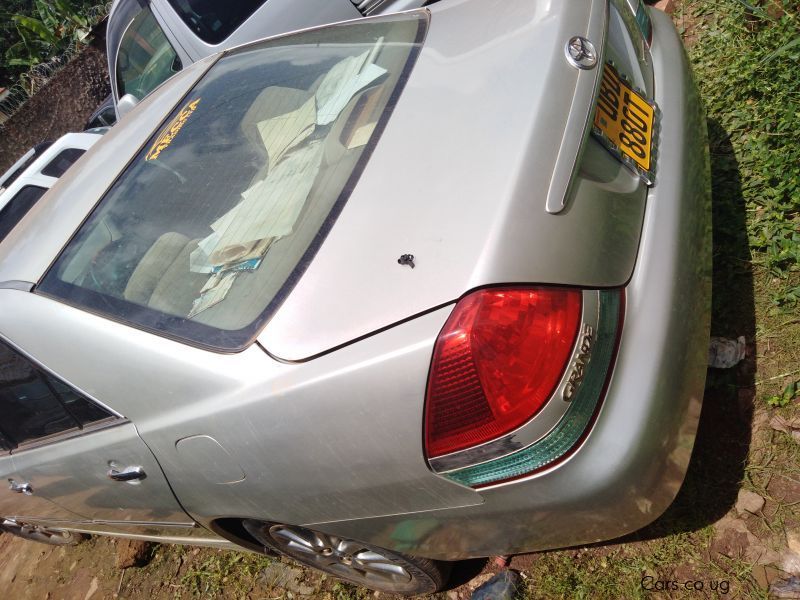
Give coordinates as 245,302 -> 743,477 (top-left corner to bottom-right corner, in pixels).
447,558 -> 491,589
625,118 -> 757,541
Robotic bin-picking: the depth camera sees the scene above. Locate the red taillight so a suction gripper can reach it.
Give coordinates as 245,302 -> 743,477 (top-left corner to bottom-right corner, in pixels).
424,288 -> 582,458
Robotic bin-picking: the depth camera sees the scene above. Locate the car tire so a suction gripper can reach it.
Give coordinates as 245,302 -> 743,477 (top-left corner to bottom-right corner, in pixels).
1,520 -> 87,546
242,520 -> 451,595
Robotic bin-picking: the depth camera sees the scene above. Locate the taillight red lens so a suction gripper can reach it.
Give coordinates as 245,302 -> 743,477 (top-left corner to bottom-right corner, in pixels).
425,288 -> 582,458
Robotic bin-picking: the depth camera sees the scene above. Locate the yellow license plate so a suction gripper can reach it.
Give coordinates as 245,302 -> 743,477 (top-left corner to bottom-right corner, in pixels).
593,63 -> 657,182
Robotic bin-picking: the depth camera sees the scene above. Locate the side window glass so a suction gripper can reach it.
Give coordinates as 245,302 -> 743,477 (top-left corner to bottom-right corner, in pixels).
49,378 -> 113,426
41,148 -> 86,178
0,351 -> 75,446
0,141 -> 53,190
0,341 -> 115,448
167,0 -> 266,44
117,8 -> 182,100
0,185 -> 47,243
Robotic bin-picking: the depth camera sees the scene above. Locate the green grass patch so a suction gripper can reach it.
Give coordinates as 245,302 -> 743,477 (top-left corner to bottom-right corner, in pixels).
180,550 -> 273,598
685,0 -> 800,310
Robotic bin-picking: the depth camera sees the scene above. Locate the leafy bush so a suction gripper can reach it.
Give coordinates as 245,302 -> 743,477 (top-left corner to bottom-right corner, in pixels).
5,0 -> 90,68
0,0 -> 101,87
766,380 -> 798,407
687,0 -> 800,308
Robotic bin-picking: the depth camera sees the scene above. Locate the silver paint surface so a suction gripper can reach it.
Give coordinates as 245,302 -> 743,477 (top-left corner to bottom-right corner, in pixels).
305,8 -> 712,558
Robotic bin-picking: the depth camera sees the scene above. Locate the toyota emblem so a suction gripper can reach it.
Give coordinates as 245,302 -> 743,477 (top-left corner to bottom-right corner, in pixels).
565,36 -> 598,70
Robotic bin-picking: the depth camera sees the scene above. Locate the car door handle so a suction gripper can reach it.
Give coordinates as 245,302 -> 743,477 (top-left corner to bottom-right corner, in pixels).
8,480 -> 33,495
107,464 -> 146,483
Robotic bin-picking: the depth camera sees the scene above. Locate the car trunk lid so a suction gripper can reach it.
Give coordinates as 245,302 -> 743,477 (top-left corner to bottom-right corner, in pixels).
259,0 -> 649,361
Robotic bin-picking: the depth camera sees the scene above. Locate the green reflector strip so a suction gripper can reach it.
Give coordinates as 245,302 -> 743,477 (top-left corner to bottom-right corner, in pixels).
445,291 -> 621,488
635,2 -> 653,41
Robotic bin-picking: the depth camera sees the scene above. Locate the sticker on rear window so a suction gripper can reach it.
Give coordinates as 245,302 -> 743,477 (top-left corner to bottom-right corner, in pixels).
146,98 -> 201,161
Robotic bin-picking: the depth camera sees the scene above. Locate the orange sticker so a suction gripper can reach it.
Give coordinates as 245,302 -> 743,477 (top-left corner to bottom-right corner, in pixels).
146,98 -> 201,161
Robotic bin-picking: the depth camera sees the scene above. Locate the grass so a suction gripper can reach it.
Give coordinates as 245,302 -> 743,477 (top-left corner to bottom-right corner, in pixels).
177,548 -> 274,599
684,0 -> 800,310
331,581 -> 372,600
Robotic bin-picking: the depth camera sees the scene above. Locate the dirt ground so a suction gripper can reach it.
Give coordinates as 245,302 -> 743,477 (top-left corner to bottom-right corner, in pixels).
0,44 -> 110,174
0,532 -> 505,600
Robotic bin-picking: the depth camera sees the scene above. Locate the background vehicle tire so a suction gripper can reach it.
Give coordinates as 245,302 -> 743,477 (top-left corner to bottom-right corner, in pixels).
242,520 -> 450,595
1,520 -> 87,546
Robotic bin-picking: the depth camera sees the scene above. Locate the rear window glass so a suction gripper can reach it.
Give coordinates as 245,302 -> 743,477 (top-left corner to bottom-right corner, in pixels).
0,185 -> 47,243
40,14 -> 427,351
41,148 -> 86,178
167,0 -> 266,44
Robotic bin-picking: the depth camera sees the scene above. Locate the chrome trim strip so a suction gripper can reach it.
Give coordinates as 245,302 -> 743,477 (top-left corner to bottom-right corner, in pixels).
357,0 -> 391,15
65,529 -> 240,548
429,290 -> 600,473
1,519 -> 236,549
2,517 -> 193,528
0,280 -> 34,291
545,0 -> 609,214
10,420 -> 129,454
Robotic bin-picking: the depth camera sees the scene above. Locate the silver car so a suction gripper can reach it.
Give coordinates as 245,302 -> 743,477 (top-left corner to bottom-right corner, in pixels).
0,0 -> 710,595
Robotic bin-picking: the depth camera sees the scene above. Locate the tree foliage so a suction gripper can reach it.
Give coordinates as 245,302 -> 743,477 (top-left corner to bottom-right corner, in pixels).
0,0 -> 100,87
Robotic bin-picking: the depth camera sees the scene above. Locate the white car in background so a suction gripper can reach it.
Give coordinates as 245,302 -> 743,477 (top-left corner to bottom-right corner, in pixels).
0,132 -> 104,243
106,0 -> 430,119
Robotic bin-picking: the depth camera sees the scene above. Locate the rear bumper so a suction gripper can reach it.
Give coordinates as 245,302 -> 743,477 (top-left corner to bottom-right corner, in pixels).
311,8 -> 712,560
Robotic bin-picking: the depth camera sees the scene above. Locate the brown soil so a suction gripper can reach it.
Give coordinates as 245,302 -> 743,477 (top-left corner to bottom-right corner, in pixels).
0,45 -> 110,174
0,532 -> 501,600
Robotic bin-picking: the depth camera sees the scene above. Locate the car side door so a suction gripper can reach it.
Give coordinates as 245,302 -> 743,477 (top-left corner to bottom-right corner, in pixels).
0,423 -> 87,523
0,337 -> 195,534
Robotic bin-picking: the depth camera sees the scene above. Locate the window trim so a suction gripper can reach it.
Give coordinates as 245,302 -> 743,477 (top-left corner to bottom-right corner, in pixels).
0,185 -> 48,244
10,418 -> 127,454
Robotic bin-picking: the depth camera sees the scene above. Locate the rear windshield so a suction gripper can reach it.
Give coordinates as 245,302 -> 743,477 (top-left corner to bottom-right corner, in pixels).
39,14 -> 427,351
167,0 -> 267,45
41,148 -> 86,178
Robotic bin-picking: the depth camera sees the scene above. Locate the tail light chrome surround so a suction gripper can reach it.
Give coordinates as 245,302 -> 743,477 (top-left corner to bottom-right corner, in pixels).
428,289 -> 623,488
